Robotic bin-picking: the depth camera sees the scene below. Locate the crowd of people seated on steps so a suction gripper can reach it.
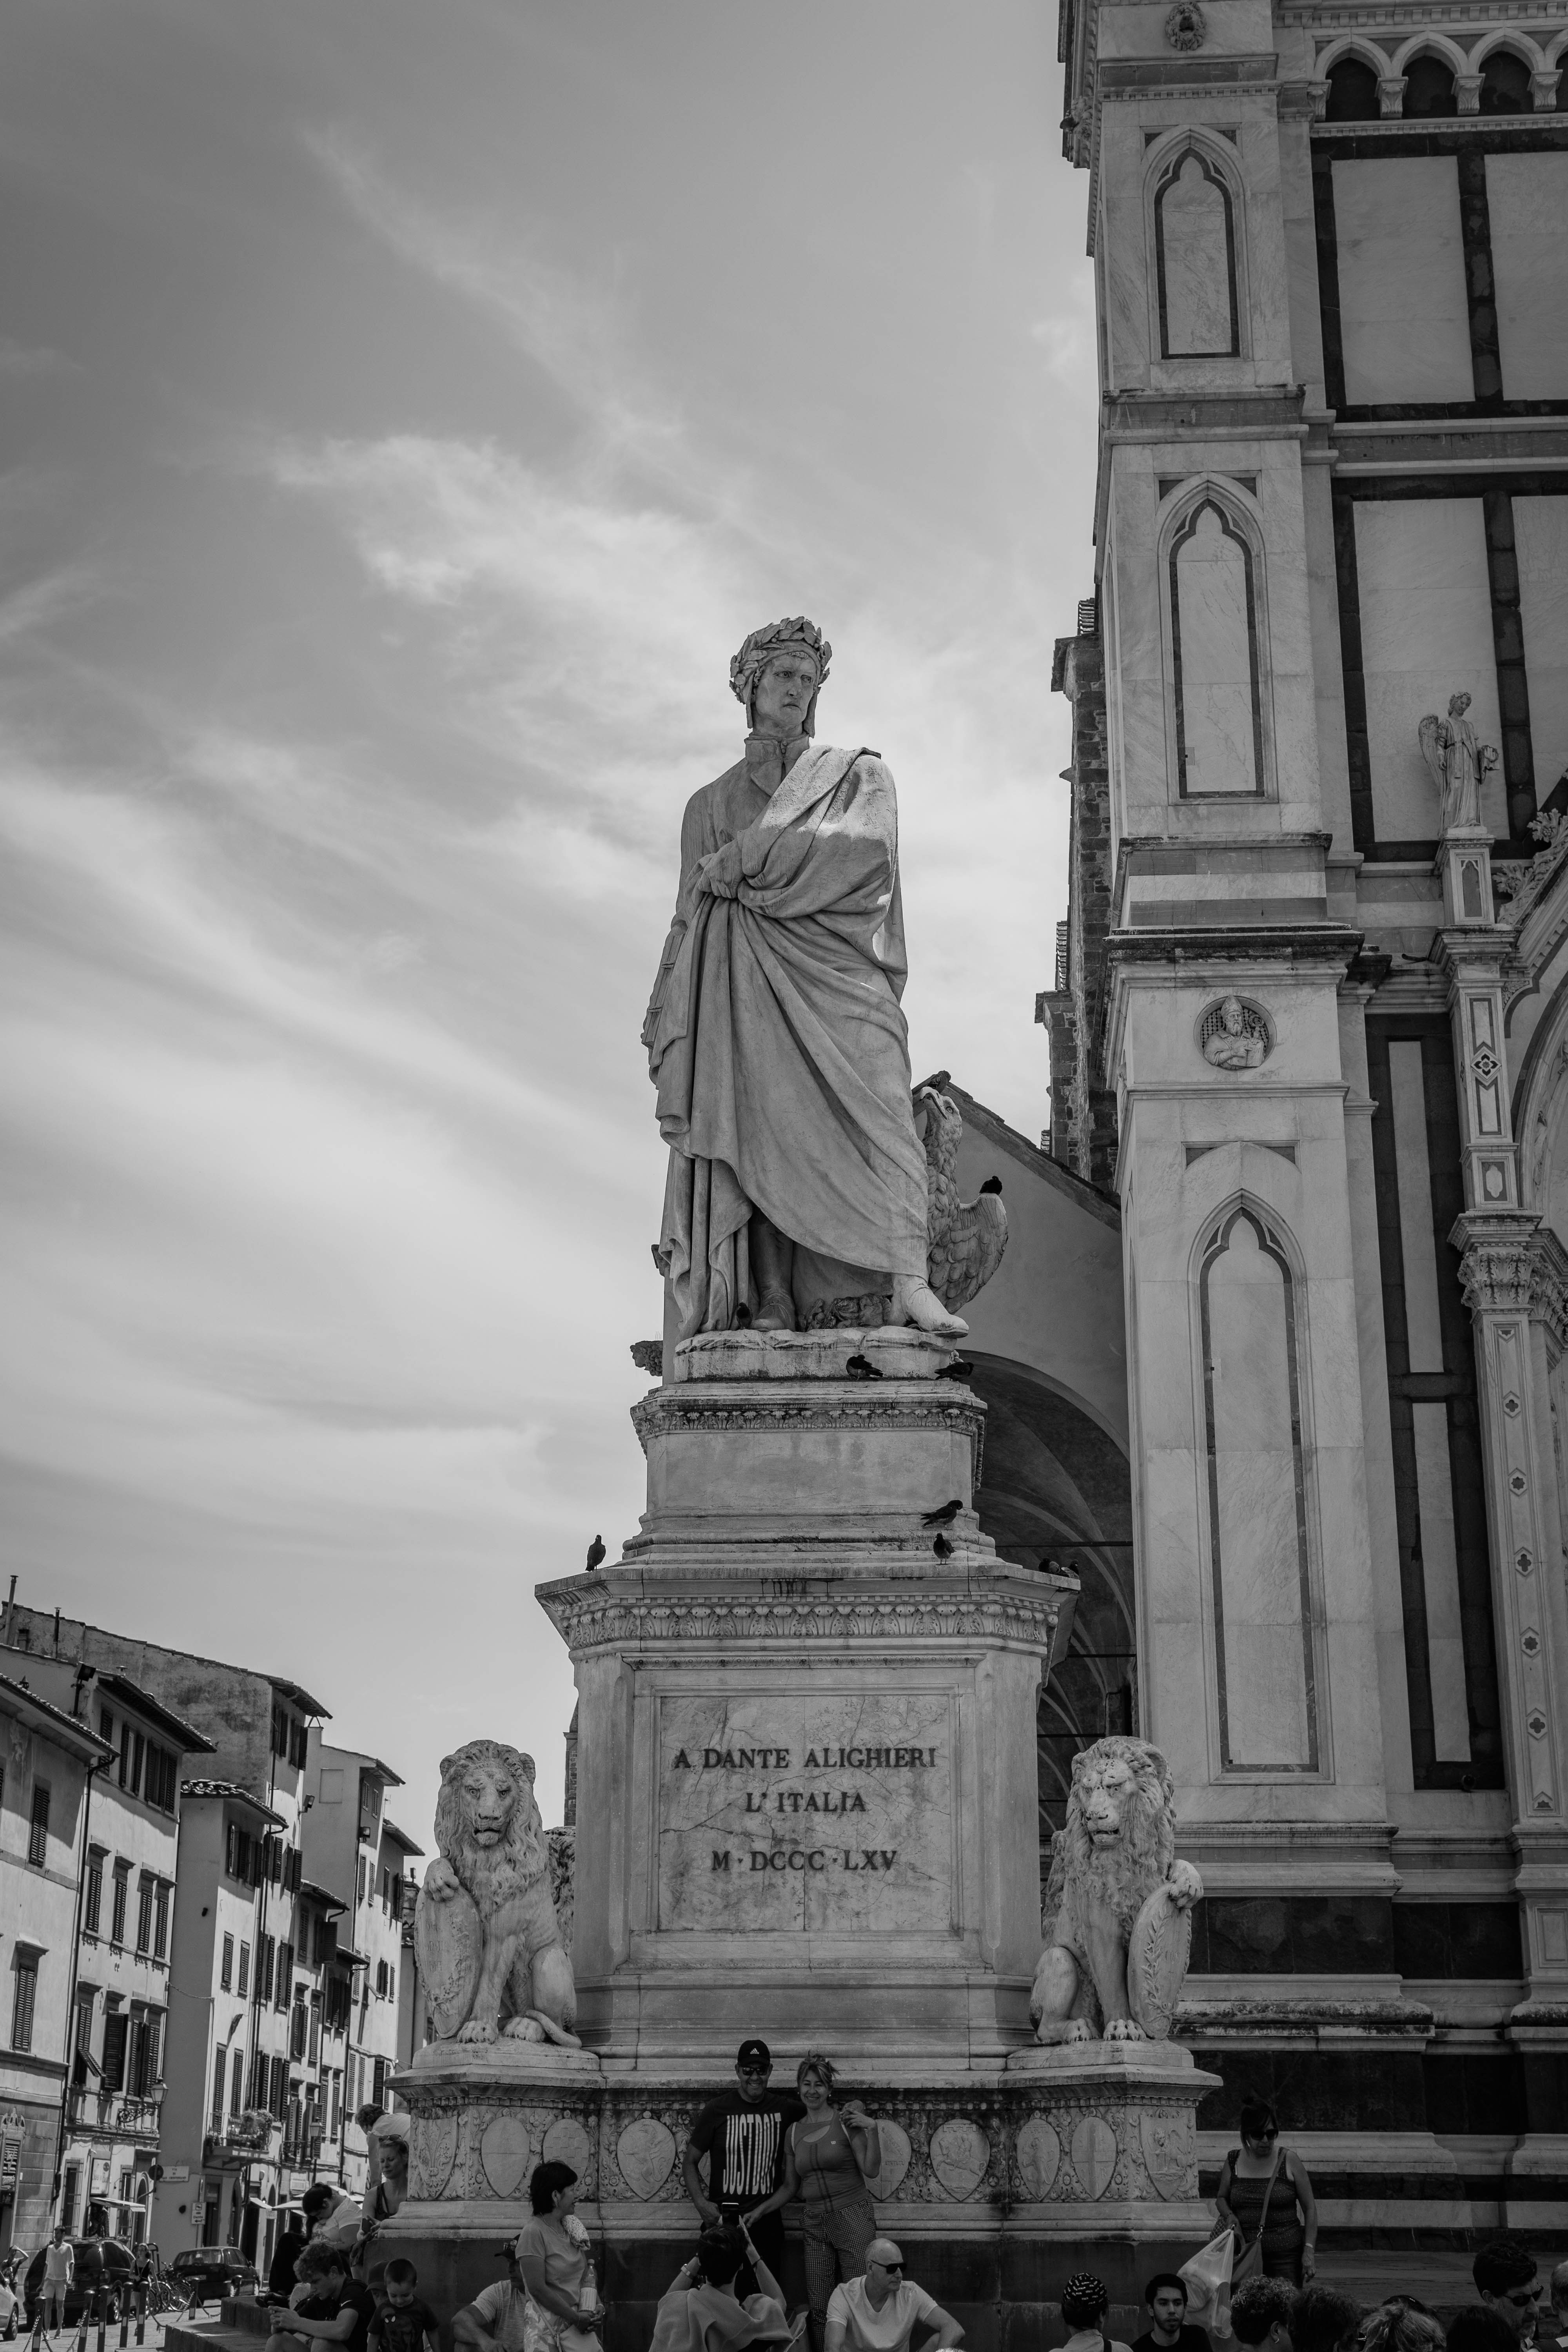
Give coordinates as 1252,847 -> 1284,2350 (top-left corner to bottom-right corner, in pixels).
246,2045 -> 1564,2352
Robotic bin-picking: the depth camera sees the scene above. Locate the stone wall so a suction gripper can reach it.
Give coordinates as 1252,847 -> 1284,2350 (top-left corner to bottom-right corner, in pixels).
1043,629 -> 1118,1188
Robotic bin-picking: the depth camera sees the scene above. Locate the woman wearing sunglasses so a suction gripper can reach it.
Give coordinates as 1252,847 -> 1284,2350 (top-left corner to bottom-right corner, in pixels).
1215,2100 -> 1318,2288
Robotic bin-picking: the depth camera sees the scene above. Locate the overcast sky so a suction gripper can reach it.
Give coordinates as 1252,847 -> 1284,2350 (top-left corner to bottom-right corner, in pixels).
0,0 -> 1096,1844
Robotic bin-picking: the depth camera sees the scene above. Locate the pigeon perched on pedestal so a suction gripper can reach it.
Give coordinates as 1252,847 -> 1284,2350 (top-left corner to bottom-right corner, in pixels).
585,1535 -> 606,1571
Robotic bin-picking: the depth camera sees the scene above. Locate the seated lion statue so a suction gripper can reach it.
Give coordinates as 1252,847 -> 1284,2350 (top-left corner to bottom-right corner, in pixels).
413,1740 -> 579,2046
1029,1735 -> 1202,2045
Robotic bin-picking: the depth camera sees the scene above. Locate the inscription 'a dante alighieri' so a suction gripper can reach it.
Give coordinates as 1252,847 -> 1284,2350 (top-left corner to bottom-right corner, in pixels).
657,1695 -> 955,1936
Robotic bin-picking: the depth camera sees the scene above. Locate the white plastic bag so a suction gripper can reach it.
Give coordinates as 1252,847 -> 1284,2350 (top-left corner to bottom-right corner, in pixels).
1179,2230 -> 1236,2339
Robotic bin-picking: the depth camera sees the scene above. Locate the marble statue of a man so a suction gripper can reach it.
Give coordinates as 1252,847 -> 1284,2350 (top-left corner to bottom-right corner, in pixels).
643,617 -> 965,1341
1419,691 -> 1499,835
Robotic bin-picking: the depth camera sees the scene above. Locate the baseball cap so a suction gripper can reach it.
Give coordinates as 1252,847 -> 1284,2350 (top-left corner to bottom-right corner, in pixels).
736,2038 -> 772,2069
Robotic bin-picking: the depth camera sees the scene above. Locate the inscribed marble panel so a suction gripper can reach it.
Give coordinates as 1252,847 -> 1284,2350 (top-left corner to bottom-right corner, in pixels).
1176,506 -> 1259,795
1486,155 -> 1568,402
1514,497 -> 1568,799
1353,500 -> 1505,841
656,1691 -> 954,1935
1205,1218 -> 1314,1769
1333,159 -> 1472,407
1160,158 -> 1235,356
1410,1401 -> 1470,1764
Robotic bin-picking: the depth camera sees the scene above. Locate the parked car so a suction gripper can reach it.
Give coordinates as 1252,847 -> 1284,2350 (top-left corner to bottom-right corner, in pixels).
24,2238 -> 137,2326
168,2248 -> 258,2309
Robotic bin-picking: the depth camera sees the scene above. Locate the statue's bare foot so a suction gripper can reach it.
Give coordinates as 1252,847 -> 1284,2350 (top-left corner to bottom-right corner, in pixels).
752,1288 -> 797,1332
891,1275 -> 968,1336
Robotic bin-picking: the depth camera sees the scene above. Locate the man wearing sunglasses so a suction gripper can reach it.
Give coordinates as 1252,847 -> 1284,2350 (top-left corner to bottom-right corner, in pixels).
824,2240 -> 962,2352
1474,2236 -> 1542,2340
684,2040 -> 806,2298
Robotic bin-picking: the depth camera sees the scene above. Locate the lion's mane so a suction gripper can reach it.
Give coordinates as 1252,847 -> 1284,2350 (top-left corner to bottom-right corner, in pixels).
434,1739 -> 549,1919
1046,1735 -> 1177,1955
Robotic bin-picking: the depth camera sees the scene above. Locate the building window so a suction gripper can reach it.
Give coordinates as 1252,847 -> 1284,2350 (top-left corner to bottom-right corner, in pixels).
1166,490 -> 1267,798
98,1707 -> 114,1749
111,1861 -> 130,1947
101,2009 -> 127,2091
132,2009 -> 162,2096
73,1989 -> 94,2083
62,2164 -> 80,2234
28,1783 -> 50,1867
357,1855 -> 367,1906
221,1935 -> 234,1992
1199,1204 -> 1322,1773
84,1847 -> 105,1936
238,1942 -> 250,1998
118,1724 -> 143,1799
11,1952 -> 39,2051
388,1965 -> 396,2005
272,1704 -> 289,1759
145,1746 -> 177,1814
374,1959 -> 387,1998
1153,144 -> 1241,358
258,1935 -> 275,2005
371,2057 -> 387,2105
275,1944 -> 294,2013
153,1881 -> 170,1961
230,2046 -> 244,2115
135,1877 -> 154,1956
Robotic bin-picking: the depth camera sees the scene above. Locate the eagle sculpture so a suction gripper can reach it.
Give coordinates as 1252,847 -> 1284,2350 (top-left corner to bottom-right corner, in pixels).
915,1072 -> 1009,1313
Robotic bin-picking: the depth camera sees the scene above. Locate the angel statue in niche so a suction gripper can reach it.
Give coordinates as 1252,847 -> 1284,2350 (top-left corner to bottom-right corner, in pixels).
1419,691 -> 1499,835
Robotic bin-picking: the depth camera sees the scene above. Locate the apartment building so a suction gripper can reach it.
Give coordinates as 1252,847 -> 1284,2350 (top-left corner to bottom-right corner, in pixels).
0,1671 -> 111,2258
7,1657 -> 216,2248
300,1737 -> 421,2195
3,1609 -> 328,2266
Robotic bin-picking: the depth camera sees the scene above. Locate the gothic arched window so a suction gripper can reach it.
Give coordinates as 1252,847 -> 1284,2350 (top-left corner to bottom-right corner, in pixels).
1169,496 -> 1265,796
1198,1207 -> 1321,1773
1154,148 -> 1240,357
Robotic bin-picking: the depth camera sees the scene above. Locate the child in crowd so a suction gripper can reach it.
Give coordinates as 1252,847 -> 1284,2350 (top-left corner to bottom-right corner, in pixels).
367,2259 -> 439,2352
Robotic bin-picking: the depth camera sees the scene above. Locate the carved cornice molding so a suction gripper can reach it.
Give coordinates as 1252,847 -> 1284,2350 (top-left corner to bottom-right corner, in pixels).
632,1390 -> 987,1483
535,1584 -> 1064,1657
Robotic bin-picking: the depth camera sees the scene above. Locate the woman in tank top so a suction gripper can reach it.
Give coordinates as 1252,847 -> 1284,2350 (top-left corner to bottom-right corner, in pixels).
1215,2099 -> 1318,2287
750,2055 -> 881,2352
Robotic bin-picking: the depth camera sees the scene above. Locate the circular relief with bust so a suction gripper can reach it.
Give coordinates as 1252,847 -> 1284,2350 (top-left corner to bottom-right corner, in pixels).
1196,995 -> 1272,1071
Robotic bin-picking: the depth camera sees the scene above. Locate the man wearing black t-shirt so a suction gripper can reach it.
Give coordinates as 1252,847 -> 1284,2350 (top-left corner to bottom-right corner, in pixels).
1133,2276 -> 1211,2352
682,2037 -> 805,2297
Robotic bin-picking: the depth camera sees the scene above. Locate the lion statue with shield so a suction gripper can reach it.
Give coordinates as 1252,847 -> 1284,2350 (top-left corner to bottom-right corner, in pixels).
413,1740 -> 579,2045
1029,1736 -> 1203,2043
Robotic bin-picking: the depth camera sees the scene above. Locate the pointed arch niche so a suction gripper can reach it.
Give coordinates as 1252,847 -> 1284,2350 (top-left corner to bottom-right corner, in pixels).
1196,1203 -> 1323,1774
1160,481 -> 1271,798
1147,135 -> 1246,361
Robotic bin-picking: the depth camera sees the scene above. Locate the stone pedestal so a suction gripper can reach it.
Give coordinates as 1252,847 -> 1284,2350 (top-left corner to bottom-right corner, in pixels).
389,2039 -> 1221,2352
537,1326 -> 1071,2066
387,1331 -> 1219,2349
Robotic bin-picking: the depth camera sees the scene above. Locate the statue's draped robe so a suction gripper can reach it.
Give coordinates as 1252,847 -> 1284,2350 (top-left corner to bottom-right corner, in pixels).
644,743 -> 929,1339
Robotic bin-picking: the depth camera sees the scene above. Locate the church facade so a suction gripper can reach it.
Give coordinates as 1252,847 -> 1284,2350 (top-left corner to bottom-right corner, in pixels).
1026,0 -> 1568,2240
